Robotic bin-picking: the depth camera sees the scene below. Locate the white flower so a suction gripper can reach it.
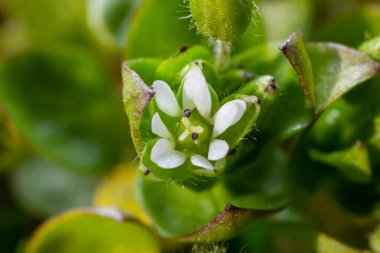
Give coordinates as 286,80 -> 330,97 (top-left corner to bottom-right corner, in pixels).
149,63 -> 247,172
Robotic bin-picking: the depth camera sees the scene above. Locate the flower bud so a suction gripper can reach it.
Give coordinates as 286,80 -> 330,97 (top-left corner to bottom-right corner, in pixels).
189,0 -> 254,41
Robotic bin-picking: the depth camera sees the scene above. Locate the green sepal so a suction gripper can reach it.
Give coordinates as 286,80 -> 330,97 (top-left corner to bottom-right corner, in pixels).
238,75 -> 277,102
189,158 -> 226,178
154,46 -> 213,86
122,64 -> 155,155
217,94 -> 261,149
140,138 -> 192,182
189,0 -> 254,41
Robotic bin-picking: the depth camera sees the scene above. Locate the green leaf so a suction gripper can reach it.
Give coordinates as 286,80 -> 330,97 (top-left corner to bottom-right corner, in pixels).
0,48 -> 132,173
122,64 -> 155,154
26,209 -> 160,253
138,175 -> 287,240
125,0 -> 203,58
138,176 -> 225,237
359,35 -> 380,62
310,141 -> 372,184
309,99 -> 372,150
279,32 -> 315,107
280,32 -> 380,113
10,157 -> 99,217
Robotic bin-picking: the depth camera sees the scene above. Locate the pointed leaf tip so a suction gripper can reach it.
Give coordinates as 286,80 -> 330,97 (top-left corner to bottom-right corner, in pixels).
122,64 -> 155,154
279,32 -> 315,109
281,32 -> 380,114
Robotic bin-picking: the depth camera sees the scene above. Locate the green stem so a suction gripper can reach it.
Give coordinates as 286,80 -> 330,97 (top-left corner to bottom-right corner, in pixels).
214,40 -> 231,71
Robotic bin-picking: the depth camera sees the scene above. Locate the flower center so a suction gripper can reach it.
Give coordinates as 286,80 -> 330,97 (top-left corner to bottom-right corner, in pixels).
177,111 -> 210,154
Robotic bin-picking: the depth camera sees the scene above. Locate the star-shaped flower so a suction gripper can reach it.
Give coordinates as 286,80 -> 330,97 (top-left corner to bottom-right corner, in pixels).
140,61 -> 260,180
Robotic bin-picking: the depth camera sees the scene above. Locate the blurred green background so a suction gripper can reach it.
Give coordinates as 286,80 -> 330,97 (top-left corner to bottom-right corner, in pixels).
0,0 -> 380,252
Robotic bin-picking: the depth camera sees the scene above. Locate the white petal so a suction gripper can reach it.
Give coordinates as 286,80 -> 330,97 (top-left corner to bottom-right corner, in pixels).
151,139 -> 186,169
151,113 -> 172,139
182,65 -> 212,119
208,139 -> 229,161
152,80 -> 181,117
212,100 -> 246,138
191,154 -> 214,170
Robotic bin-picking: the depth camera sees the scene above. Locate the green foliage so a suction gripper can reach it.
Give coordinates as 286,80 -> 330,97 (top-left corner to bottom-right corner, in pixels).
0,48 -> 132,173
26,209 -> 160,253
1,0 -> 380,252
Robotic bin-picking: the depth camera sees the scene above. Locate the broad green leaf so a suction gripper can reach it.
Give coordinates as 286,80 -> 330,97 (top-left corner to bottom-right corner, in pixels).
281,32 -> 380,113
309,99 -> 373,150
138,176 -> 225,237
87,0 -> 141,48
26,209 -> 160,253
125,0 -> 203,59
122,64 -> 155,154
11,157 -> 99,217
138,175 -> 287,240
310,141 -> 372,184
0,48 -> 132,173
359,36 -> 380,62
93,165 -> 151,224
